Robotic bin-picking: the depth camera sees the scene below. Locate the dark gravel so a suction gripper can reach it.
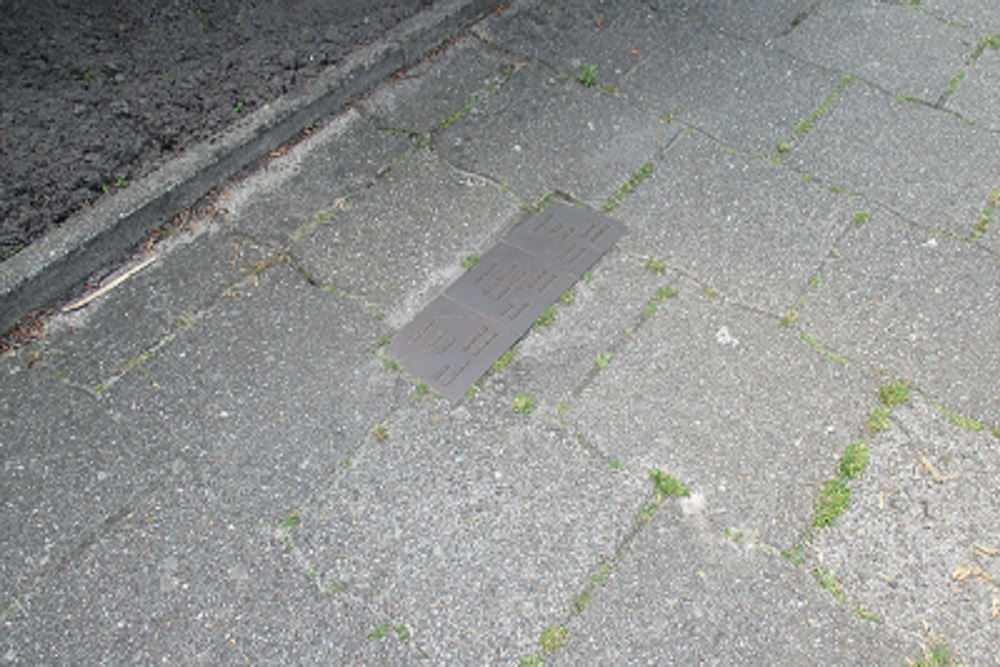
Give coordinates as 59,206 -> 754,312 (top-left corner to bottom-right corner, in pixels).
0,0 -> 431,260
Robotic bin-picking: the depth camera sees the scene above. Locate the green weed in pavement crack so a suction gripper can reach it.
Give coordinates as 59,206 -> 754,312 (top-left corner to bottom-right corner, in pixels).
800,332 -> 848,365
813,477 -> 851,528
605,162 -> 654,211
512,392 -> 536,413
868,405 -> 892,433
814,565 -> 846,599
644,256 -> 666,275
794,74 -> 854,136
491,345 -> 519,374
437,66 -> 518,131
909,640 -> 959,667
577,64 -> 599,87
937,404 -> 984,431
414,382 -> 430,401
370,423 -> 390,442
572,562 -> 613,615
367,622 -> 411,643
878,378 -> 911,408
539,625 -> 568,653
944,69 -> 966,97
839,440 -> 870,480
650,468 -> 691,499
536,305 -> 557,327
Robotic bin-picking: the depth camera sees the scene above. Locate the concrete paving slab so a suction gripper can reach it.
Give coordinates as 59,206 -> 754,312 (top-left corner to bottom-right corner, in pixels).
474,0 -> 689,86
947,45 -> 1000,131
918,0 -> 1000,30
616,131 -> 860,315
435,62 -> 674,207
552,508 -> 920,665
563,286 -> 875,548
620,23 -> 842,155
665,0 -> 820,43
2,466 -> 418,665
293,149 -> 522,327
292,398 -> 645,664
3,0 -> 997,662
101,265 -> 404,521
788,81 -> 1000,238
0,365 -> 173,601
28,228 -> 272,390
797,209 -> 1000,422
226,109 -> 413,246
775,0 -> 975,102
810,392 -> 1000,665
360,34 -> 520,134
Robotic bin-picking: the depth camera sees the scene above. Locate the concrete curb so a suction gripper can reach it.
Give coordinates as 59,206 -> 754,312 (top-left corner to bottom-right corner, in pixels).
0,0 -> 500,335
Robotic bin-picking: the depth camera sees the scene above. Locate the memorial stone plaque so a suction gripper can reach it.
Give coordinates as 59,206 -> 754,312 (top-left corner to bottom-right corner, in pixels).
389,202 -> 626,399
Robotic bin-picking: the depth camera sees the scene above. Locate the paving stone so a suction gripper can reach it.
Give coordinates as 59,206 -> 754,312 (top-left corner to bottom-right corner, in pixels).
552,507 -> 919,665
947,45 -> 1000,130
293,399 -> 644,664
5,0 -> 998,662
435,62 -> 673,207
664,0 -> 820,43
293,149 -> 522,327
228,109 -> 412,246
33,229 -> 271,389
563,287 -> 875,548
620,24 -> 842,155
1,467 -> 417,665
775,0 -> 975,101
474,0 -> 689,84
797,209 -> 1000,421
359,34 -> 520,134
0,365 -> 173,600
788,81 -> 1000,237
810,393 -> 1000,665
918,0 -> 1000,29
102,265 -> 404,521
615,131 -> 860,314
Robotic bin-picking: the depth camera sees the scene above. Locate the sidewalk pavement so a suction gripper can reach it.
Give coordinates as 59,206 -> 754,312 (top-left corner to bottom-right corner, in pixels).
3,0 -> 999,663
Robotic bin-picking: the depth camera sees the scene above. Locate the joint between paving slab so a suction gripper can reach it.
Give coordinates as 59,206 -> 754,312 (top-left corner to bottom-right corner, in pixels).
521,458 -> 753,666
4,457 -> 183,621
773,378 -> 985,644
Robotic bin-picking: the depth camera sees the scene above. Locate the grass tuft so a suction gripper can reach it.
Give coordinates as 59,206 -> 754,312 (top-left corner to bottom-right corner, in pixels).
839,440 -> 870,480
513,392 -> 536,413
644,257 -> 666,275
813,478 -> 850,528
536,305 -> 557,327
540,625 -> 568,653
879,379 -> 911,407
650,468 -> 690,498
578,64 -> 599,87
909,640 -> 958,667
